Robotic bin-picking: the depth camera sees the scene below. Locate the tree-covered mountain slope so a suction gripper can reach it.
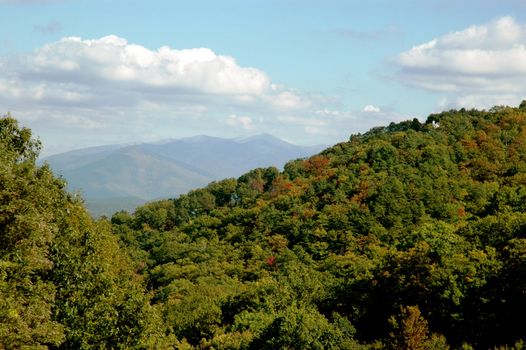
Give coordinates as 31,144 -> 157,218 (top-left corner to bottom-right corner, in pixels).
43,134 -> 324,217
112,103 -> 526,349
0,116 -> 175,349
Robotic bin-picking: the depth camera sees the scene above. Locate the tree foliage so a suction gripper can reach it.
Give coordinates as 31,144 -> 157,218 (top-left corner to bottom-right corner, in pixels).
5,102 -> 526,348
0,115 -> 171,349
112,103 -> 526,349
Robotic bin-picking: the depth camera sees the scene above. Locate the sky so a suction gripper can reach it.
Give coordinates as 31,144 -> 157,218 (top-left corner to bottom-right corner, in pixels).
1,0 -> 526,156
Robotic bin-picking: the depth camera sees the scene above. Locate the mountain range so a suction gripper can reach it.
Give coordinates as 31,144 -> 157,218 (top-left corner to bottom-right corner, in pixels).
42,134 -> 325,216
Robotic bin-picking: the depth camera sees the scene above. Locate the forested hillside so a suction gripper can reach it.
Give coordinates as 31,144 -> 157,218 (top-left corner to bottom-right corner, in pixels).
43,135 -> 324,217
113,103 -> 526,349
0,116 -> 174,348
3,103 -> 526,348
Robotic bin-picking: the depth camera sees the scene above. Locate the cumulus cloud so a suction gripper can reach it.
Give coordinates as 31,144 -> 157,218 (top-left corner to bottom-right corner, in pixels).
0,35 -> 357,154
0,35 -> 321,114
268,90 -> 311,110
4,35 -> 270,97
363,104 -> 380,113
393,16 -> 526,109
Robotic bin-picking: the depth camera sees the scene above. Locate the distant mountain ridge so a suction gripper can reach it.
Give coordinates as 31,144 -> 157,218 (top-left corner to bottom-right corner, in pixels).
42,134 -> 325,216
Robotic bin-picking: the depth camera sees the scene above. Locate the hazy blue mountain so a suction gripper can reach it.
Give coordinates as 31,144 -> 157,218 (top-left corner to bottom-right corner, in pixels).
142,134 -> 323,179
43,144 -> 126,172
42,134 -> 325,216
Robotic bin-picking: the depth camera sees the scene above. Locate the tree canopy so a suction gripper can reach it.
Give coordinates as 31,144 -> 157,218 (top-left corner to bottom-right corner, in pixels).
113,102 -> 526,349
0,115 -> 172,349
3,102 -> 526,348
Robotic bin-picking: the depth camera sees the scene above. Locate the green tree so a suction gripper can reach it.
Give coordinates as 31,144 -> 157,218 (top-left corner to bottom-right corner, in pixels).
0,115 -> 170,348
0,115 -> 65,348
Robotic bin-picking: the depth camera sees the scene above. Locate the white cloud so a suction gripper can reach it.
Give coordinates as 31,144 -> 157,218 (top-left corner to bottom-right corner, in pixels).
1,35 -> 359,154
6,35 -> 270,97
0,35 -> 317,114
226,114 -> 253,129
362,104 -> 380,113
269,91 -> 311,110
394,16 -> 526,109
0,35 -> 328,117
1,35 -> 419,155
276,115 -> 327,127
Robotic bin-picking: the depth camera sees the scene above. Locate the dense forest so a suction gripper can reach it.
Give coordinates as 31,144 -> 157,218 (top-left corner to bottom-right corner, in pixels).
2,103 -> 526,348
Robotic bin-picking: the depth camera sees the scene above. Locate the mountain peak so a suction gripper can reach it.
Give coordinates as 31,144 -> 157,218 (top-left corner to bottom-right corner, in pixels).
237,133 -> 292,145
44,134 -> 324,216
179,135 -> 224,143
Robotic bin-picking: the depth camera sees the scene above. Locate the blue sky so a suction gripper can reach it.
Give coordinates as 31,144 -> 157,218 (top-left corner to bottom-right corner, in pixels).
1,0 -> 526,155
